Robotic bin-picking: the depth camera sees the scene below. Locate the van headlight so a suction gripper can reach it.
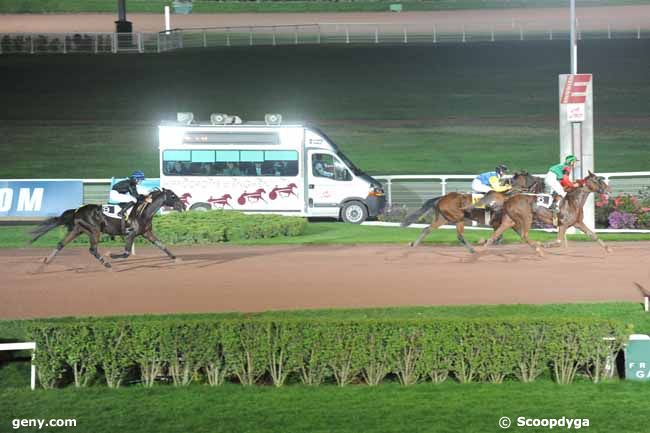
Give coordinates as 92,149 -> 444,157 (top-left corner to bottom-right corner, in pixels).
368,186 -> 384,197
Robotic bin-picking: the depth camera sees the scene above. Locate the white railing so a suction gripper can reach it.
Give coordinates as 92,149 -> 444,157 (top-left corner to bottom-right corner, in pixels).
1,19 -> 648,54
374,171 -> 650,209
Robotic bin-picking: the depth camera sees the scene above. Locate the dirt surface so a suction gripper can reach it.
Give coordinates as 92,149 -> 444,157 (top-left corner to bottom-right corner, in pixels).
1,242 -> 649,319
1,6 -> 648,33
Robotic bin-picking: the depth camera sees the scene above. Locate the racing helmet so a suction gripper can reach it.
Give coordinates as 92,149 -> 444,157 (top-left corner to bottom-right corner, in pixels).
565,155 -> 578,164
495,164 -> 508,176
131,170 -> 145,182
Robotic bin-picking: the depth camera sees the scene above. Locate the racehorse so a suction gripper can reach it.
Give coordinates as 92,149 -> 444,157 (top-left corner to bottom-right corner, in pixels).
402,172 -> 544,253
30,188 -> 186,268
480,171 -> 611,255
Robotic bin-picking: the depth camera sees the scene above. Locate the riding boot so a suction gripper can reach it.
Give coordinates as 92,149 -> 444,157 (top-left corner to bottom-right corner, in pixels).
118,202 -> 134,235
549,195 -> 561,226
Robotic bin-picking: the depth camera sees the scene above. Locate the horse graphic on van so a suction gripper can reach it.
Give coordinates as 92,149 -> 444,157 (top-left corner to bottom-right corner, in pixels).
208,194 -> 233,209
237,188 -> 267,205
269,183 -> 298,200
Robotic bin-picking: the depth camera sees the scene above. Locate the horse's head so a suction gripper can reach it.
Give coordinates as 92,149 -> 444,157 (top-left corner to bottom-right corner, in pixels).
161,188 -> 186,212
511,171 -> 544,193
582,171 -> 610,195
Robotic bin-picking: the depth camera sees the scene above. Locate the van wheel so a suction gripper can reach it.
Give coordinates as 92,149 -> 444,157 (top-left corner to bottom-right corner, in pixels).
189,203 -> 211,212
341,201 -> 368,224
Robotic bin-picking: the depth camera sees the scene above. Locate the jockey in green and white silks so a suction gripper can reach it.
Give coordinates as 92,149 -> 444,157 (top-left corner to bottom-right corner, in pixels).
471,164 -> 511,194
545,155 -> 578,198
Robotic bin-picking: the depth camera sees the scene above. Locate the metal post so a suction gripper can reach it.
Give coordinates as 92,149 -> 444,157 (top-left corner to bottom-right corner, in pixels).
294,26 -> 298,45
403,26 -> 407,44
226,28 -> 230,47
138,32 -> 143,53
157,32 -> 161,53
607,24 -> 611,39
345,25 -> 350,44
433,24 -> 436,43
386,179 -> 392,207
31,350 -> 36,390
638,25 -> 641,39
375,26 -> 378,44
549,28 -> 553,41
203,30 -> 207,48
491,25 -> 495,42
95,33 -> 99,53
462,25 -> 466,43
570,0 -> 577,74
273,27 -> 277,46
519,24 -> 523,41
113,33 -> 117,53
317,25 -> 321,44
441,178 -> 447,196
249,27 -> 253,46
63,33 -> 67,54
30,35 -> 34,54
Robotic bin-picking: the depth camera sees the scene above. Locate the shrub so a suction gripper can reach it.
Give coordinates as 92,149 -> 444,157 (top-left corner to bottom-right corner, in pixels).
26,316 -> 626,389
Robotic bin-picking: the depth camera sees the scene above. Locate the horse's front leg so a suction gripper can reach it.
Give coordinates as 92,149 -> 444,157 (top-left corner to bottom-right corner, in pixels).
574,221 -> 613,253
110,231 -> 138,259
143,230 -> 176,259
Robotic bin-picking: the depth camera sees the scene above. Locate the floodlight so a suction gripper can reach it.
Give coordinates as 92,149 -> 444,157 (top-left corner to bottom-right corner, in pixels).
264,113 -> 282,125
177,112 -> 194,124
210,113 -> 228,125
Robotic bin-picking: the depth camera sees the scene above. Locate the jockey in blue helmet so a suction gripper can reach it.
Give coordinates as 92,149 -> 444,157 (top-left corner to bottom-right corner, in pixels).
110,171 -> 146,229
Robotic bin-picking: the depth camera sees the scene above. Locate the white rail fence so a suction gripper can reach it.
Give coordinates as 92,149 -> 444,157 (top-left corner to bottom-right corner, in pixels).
1,19 -> 649,54
374,171 -> 650,210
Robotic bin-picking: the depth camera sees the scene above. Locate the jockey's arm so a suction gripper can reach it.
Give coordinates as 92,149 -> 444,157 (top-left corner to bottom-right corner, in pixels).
559,174 -> 575,190
488,176 -> 512,192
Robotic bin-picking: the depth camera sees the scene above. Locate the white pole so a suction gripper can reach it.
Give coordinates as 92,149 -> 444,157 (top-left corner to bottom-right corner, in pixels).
164,6 -> 171,34
570,0 -> 577,74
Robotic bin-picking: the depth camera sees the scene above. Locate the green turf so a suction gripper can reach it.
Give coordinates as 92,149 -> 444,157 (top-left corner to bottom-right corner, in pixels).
2,380 -> 650,433
1,41 -> 650,179
2,222 -> 649,249
3,0 -> 650,13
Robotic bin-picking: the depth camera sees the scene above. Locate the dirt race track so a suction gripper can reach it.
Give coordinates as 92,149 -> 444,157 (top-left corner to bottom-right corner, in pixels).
1,242 -> 649,319
1,6 -> 649,33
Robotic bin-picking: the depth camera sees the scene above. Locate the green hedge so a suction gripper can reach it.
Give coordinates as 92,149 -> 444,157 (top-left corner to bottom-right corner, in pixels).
26,317 -> 627,389
151,210 -> 307,244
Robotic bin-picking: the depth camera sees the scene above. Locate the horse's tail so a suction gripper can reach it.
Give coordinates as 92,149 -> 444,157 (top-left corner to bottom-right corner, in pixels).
29,208 -> 75,243
401,197 -> 441,227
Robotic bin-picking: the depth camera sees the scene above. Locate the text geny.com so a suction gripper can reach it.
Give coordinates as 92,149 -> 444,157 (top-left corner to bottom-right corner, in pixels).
12,419 -> 77,430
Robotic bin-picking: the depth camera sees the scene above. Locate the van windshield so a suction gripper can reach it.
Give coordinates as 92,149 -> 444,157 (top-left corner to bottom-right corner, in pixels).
308,127 -> 365,176
335,151 -> 364,177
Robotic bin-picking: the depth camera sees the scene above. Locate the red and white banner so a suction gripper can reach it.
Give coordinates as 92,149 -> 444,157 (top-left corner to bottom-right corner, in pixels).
560,74 -> 592,122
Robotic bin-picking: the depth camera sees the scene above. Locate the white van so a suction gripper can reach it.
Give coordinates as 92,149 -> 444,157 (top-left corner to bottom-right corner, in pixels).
158,114 -> 386,223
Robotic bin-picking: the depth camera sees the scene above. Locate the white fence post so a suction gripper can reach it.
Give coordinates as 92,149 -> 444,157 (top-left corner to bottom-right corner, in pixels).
433,24 -> 437,43
294,26 -> 298,45
375,26 -> 379,44
226,28 -> 230,47
386,178 -> 392,206
249,26 -> 253,46
345,25 -> 350,44
203,30 -> 207,48
63,33 -> 67,54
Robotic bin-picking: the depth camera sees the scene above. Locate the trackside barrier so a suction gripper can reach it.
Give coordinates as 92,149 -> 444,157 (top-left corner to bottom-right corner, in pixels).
0,342 -> 36,390
1,19 -> 649,54
1,173 -> 649,232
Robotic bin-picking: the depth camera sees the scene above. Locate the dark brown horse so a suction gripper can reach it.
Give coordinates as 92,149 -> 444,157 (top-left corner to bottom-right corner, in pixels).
30,188 -> 186,268
402,172 -> 544,253
480,171 -> 611,255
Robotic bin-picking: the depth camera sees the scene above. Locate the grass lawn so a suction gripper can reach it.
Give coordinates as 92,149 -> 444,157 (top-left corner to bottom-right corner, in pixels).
2,221 -> 649,249
3,0 -> 650,13
1,41 -> 649,179
1,380 -> 650,432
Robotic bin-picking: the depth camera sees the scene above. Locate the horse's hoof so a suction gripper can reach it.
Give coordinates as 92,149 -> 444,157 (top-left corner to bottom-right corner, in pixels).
408,242 -> 415,247
42,257 -> 49,264
170,255 -> 177,261
605,246 -> 614,254
536,248 -> 545,258
104,262 -> 113,269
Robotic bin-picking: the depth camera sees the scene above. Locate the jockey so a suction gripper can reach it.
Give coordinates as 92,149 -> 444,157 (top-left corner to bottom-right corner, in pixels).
545,155 -> 579,210
109,170 -> 147,227
471,165 -> 512,194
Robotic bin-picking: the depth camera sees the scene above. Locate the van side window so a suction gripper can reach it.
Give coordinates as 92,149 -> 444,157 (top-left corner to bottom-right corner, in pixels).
163,150 -> 298,177
312,154 -> 351,181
